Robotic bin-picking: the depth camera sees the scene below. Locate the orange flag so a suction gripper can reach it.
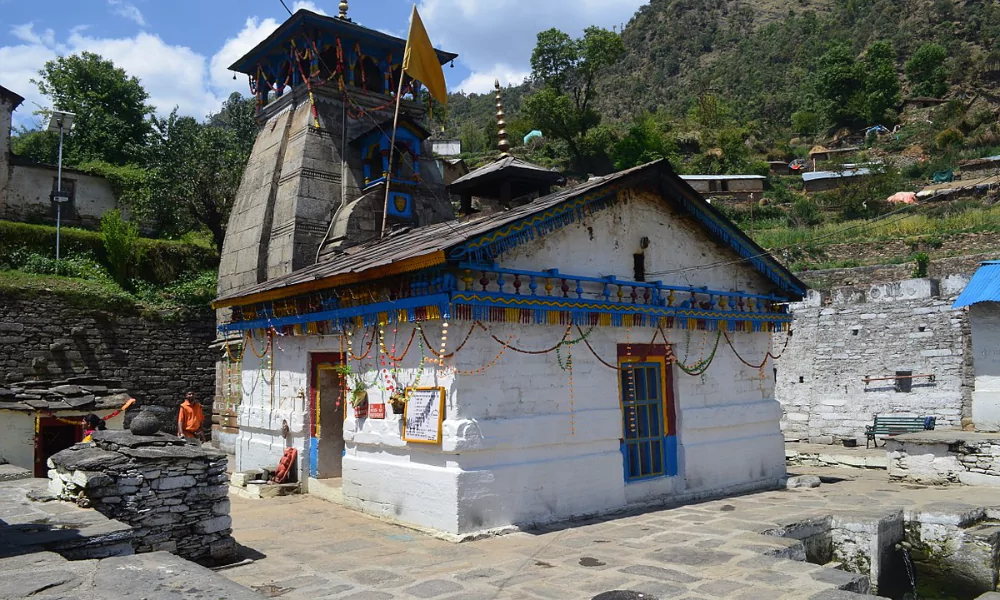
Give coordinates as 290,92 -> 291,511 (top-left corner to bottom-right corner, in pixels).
403,5 -> 447,106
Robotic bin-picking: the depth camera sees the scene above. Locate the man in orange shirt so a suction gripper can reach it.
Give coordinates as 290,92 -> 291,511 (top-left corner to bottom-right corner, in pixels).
177,391 -> 205,441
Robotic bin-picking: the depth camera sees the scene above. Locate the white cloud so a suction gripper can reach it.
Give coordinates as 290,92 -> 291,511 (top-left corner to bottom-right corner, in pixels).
0,43 -> 57,128
10,22 -> 55,46
208,16 -> 282,98
107,0 -> 146,27
68,31 -> 220,119
417,0 -> 646,93
291,1 -> 327,15
457,64 -> 529,94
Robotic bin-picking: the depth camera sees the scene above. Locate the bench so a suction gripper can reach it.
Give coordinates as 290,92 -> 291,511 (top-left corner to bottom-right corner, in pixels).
865,415 -> 936,448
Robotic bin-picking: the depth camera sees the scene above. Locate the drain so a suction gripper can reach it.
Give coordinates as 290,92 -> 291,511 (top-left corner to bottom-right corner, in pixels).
592,592 -> 657,600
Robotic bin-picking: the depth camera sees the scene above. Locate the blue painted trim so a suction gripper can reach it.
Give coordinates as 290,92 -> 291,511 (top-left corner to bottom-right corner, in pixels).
451,291 -> 792,327
309,437 -> 318,479
664,435 -> 678,477
219,293 -> 452,334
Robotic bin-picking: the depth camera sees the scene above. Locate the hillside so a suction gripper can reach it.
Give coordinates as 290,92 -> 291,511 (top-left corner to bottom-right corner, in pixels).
440,0 -> 1000,272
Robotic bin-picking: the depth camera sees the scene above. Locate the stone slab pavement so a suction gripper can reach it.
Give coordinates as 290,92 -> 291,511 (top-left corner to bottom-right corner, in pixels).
222,466 -> 1000,600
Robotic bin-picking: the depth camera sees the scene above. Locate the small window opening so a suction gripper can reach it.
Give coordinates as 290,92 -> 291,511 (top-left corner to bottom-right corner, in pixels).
798,376 -> 804,383
918,325 -> 926,332
633,253 -> 645,282
852,329 -> 859,336
895,370 -> 913,393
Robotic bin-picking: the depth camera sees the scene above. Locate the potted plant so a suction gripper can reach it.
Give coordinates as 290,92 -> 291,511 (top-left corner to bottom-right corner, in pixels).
349,379 -> 368,418
388,391 -> 406,415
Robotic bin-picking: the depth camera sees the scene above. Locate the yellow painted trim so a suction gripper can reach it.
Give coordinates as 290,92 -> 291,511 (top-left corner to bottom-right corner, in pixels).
402,386 -> 445,444
212,251 -> 447,309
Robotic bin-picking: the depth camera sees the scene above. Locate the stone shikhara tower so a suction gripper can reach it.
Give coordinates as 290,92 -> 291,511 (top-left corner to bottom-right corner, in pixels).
217,6 -> 458,300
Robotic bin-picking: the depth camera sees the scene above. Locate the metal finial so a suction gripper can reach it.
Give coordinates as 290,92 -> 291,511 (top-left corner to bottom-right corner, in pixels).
338,0 -> 349,18
495,80 -> 510,157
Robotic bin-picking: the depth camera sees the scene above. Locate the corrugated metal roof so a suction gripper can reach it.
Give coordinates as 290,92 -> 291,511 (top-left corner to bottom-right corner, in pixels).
953,261 -> 1000,308
680,175 -> 766,181
802,168 -> 872,182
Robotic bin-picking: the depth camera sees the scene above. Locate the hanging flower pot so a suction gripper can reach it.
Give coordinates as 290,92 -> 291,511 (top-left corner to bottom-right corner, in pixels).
350,386 -> 368,418
388,392 -> 406,415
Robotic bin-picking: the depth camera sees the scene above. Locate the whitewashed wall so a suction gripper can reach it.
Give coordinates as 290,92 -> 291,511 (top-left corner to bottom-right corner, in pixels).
0,410 -> 125,471
970,303 -> 1000,432
0,95 -> 13,216
235,190 -> 788,535
2,165 -> 116,227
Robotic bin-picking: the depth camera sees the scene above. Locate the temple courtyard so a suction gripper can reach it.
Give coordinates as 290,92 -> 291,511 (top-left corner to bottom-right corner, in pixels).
221,462 -> 1000,600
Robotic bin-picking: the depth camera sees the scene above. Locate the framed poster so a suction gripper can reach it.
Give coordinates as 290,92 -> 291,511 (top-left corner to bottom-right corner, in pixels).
402,387 -> 445,444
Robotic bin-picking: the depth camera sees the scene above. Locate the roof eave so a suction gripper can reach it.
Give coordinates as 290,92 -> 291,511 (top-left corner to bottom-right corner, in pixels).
228,9 -> 458,74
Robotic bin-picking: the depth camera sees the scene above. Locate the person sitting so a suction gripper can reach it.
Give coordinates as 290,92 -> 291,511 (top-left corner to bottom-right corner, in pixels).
81,397 -> 136,442
81,413 -> 106,442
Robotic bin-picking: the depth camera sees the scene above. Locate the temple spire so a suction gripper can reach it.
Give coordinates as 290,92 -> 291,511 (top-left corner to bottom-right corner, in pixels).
495,80 -> 511,157
338,0 -> 349,19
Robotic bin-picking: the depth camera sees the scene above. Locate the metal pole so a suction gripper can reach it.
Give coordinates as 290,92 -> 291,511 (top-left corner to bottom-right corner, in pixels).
56,122 -> 64,263
380,73 -> 408,238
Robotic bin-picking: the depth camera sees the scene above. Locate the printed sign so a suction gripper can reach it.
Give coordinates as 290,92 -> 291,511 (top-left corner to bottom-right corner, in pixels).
402,387 -> 445,444
369,403 -> 386,419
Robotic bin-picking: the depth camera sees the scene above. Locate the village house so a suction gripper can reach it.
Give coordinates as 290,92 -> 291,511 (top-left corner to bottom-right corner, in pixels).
0,84 -> 118,229
959,154 -> 1000,178
679,174 -> 766,201
954,261 -> 1000,432
808,145 -> 860,171
213,5 -> 806,537
802,168 -> 872,193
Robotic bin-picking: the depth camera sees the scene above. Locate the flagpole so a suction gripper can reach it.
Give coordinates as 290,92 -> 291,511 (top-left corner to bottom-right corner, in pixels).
380,68 -> 408,239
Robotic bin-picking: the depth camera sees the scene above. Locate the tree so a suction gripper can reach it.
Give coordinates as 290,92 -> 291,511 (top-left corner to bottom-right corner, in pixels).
610,113 -> 677,170
814,43 -> 866,127
524,26 -> 625,170
207,92 -> 259,156
905,43 -> 949,98
148,109 -> 250,251
860,41 -> 900,123
31,52 -> 153,166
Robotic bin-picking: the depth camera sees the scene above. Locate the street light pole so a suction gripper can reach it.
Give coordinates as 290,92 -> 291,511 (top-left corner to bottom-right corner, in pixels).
47,110 -> 75,266
56,121 -> 64,262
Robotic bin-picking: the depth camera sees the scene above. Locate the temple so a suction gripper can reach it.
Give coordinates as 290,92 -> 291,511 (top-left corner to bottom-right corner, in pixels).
214,4 -> 807,537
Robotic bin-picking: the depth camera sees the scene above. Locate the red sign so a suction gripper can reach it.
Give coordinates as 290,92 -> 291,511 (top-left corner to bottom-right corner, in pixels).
368,403 -> 386,419
354,403 -> 369,419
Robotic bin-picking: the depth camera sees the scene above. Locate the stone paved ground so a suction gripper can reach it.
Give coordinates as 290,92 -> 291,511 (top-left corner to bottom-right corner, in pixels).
222,467 -> 1000,600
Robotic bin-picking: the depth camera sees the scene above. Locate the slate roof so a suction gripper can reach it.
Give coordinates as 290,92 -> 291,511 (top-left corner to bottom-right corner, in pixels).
0,84 -> 23,109
214,159 -> 807,306
802,168 -> 872,182
680,175 -> 766,181
448,155 -> 564,193
953,261 -> 1000,308
229,9 -> 457,74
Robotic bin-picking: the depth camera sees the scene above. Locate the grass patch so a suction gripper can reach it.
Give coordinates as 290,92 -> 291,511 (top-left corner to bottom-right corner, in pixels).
752,204 -> 1000,250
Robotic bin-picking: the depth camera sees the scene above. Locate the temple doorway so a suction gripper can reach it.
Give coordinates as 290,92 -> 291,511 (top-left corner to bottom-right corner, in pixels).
309,353 -> 345,481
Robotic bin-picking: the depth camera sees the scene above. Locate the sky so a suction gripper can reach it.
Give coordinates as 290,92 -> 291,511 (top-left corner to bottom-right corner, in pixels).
0,0 -> 647,130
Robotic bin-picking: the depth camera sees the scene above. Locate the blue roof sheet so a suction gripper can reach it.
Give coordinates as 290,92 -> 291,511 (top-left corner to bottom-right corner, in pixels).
953,261 -> 1000,308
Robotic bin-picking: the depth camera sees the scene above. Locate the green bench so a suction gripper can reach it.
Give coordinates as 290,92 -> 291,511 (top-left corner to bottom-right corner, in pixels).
865,415 -> 936,448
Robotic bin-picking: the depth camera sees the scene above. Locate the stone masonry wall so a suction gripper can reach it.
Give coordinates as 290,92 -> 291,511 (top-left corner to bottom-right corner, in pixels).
47,430 -> 234,563
0,291 -> 216,431
776,276 -> 974,444
886,433 -> 1000,486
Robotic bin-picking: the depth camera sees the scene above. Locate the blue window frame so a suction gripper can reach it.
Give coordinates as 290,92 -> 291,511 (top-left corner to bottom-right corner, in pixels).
620,362 -> 666,481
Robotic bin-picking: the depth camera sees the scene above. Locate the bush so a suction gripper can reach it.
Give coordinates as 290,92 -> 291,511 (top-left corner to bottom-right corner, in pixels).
101,209 -> 144,286
935,128 -> 965,150
791,110 -> 821,135
788,197 -> 824,227
18,253 -> 113,282
0,220 -> 218,285
912,252 -> 930,278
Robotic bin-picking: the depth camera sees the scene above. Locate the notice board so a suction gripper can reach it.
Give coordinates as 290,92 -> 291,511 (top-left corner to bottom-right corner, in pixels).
403,387 -> 445,444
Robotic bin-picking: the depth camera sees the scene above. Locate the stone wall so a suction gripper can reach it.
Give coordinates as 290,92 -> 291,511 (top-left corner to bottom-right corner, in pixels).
0,291 -> 216,430
776,276 -> 974,444
47,430 -> 234,564
886,431 -> 1000,486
